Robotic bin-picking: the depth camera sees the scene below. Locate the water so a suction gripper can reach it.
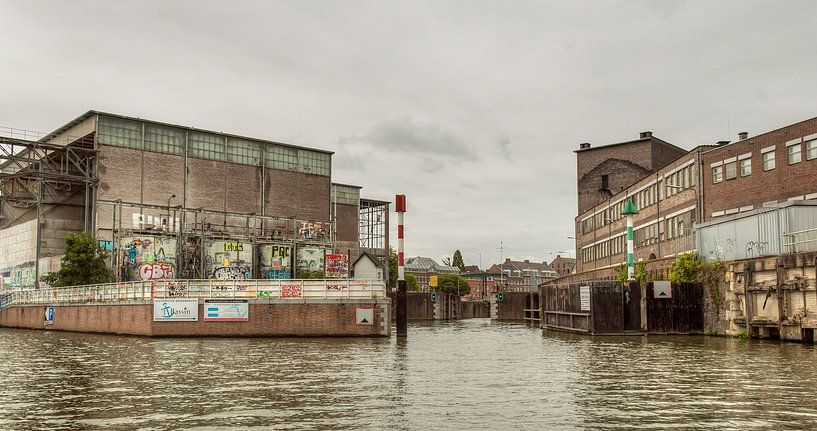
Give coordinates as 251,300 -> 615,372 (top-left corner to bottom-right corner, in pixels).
2,319 -> 817,430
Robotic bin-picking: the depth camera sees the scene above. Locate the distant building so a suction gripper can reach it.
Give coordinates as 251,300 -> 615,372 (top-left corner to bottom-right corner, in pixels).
549,255 -> 576,277
405,256 -> 459,291
487,258 -> 558,291
353,251 -> 384,280
462,265 -> 480,273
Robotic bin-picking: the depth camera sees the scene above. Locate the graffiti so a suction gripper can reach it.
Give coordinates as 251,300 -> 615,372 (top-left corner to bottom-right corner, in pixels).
120,236 -> 177,281
213,266 -> 250,280
746,241 -> 769,257
327,282 -> 347,291
325,254 -> 349,278
259,244 -> 292,280
4,264 -> 36,289
297,247 -> 325,279
298,222 -> 328,241
138,263 -> 174,281
166,281 -> 188,298
98,240 -> 114,252
282,284 -> 302,297
224,242 -> 244,252
204,239 -> 253,280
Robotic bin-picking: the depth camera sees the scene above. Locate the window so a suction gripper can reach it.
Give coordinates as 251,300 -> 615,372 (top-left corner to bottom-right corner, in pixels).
189,132 -> 225,161
601,175 -> 609,190
266,145 -> 298,172
97,115 -> 142,149
227,138 -> 261,166
740,158 -> 752,176
298,150 -> 331,176
808,139 -> 817,161
788,143 -> 802,165
762,151 -> 775,171
144,124 -> 183,155
712,166 -> 723,183
724,161 -> 737,180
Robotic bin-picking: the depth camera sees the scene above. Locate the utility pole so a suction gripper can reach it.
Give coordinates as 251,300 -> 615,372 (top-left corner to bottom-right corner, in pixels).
497,241 -> 506,291
623,198 -> 639,281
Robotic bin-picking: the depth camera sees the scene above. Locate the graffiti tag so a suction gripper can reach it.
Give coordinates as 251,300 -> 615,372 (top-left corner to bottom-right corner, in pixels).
138,263 -> 174,281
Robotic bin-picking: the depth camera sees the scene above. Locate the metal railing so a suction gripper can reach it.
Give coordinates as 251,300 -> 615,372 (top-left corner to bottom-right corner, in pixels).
3,279 -> 386,306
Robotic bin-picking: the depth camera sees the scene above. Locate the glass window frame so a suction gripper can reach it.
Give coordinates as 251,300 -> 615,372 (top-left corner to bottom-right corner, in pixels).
788,143 -> 802,165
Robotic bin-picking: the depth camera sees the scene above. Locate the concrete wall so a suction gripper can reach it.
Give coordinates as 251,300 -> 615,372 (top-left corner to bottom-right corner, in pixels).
0,299 -> 390,337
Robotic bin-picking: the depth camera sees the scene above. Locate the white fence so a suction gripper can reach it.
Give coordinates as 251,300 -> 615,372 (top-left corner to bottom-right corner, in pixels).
4,279 -> 386,306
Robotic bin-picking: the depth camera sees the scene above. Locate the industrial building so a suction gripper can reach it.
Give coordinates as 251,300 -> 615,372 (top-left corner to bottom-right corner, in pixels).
0,111 -> 388,289
573,115 -> 817,274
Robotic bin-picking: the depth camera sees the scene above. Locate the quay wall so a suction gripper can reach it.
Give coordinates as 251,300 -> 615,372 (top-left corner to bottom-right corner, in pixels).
0,300 -> 390,337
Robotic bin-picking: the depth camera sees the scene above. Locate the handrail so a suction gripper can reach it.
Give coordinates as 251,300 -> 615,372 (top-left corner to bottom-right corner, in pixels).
3,279 -> 385,306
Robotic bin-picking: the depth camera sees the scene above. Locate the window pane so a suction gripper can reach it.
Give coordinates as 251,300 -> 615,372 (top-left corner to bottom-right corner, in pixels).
227,138 -> 261,166
763,152 -> 775,171
98,116 -> 142,149
189,132 -> 224,161
712,166 -> 723,183
265,145 -> 297,171
740,158 -> 752,176
144,124 -> 183,155
789,144 -> 802,164
724,161 -> 737,180
807,140 -> 817,160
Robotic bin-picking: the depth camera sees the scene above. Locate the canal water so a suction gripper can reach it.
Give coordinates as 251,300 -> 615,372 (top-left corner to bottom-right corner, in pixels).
2,319 -> 817,430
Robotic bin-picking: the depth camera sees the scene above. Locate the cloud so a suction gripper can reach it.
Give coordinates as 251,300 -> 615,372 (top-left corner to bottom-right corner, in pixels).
355,117 -> 478,161
496,135 -> 512,161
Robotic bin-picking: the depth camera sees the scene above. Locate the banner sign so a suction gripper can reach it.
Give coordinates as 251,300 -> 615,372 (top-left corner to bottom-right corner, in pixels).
204,299 -> 249,321
153,299 -> 199,321
325,254 -> 349,278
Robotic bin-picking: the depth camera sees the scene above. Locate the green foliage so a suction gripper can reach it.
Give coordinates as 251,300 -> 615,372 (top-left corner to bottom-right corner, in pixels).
389,247 -> 398,288
406,274 -> 420,292
668,253 -> 725,314
668,252 -> 701,283
42,231 -> 114,287
615,261 -> 648,283
298,270 -> 325,279
435,274 -> 470,295
452,250 -> 466,272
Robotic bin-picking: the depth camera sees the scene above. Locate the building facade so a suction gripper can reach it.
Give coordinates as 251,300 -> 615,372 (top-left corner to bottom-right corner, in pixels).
487,258 -> 558,291
549,255 -> 576,277
404,256 -> 459,291
0,111 -> 385,288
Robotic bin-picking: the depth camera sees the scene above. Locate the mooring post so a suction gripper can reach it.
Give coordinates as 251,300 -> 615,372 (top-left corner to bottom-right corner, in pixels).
396,194 -> 407,337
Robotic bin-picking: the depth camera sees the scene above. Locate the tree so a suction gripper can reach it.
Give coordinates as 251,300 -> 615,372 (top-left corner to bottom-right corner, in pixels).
452,250 -> 466,272
616,261 -> 648,283
436,274 -> 470,295
406,273 -> 420,292
388,247 -> 398,288
42,231 -> 114,287
668,252 -> 700,282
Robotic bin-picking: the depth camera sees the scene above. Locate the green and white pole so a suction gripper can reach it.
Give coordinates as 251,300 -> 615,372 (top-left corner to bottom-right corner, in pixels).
622,198 -> 639,281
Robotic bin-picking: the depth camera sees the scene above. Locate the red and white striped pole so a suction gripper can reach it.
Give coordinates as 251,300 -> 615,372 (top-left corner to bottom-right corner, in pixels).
395,194 -> 407,337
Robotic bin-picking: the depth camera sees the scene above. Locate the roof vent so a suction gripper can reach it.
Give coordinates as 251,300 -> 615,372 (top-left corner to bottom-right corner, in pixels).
640,131 -> 653,139
738,131 -> 748,141
579,142 -> 591,149
716,140 -> 730,147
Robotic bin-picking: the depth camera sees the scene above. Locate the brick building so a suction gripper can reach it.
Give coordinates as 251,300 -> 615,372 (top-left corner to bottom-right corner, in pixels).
573,115 -> 817,275
0,111 -> 385,288
487,258 -> 558,291
404,256 -> 459,291
549,255 -> 576,277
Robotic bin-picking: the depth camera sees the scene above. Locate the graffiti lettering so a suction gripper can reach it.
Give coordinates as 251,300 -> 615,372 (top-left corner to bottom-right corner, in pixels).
213,266 -> 250,280
166,282 -> 187,298
224,242 -> 244,252
327,282 -> 347,291
746,241 -> 768,257
282,284 -> 302,297
299,222 -> 327,241
138,263 -> 174,281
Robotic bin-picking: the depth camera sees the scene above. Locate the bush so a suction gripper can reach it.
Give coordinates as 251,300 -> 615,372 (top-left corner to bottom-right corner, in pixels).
668,252 -> 700,282
406,274 -> 420,292
435,274 -> 470,295
42,231 -> 114,287
616,261 -> 647,283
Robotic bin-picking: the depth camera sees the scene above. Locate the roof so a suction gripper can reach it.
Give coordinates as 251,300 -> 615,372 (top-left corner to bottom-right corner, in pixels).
405,256 -> 459,274
573,135 -> 687,155
332,182 -> 363,189
463,265 -> 480,272
353,251 -> 384,268
41,110 -> 335,155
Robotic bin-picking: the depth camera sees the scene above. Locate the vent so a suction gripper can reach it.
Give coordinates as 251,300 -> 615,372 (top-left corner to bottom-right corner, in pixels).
579,142 -> 591,149
640,131 -> 653,139
738,131 -> 748,141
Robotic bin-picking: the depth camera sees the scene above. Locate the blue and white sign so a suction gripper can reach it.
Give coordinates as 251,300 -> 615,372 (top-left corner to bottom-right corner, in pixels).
204,300 -> 249,321
45,306 -> 55,324
153,299 -> 199,321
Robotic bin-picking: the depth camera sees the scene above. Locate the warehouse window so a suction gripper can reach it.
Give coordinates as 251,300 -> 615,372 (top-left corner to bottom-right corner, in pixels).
298,150 -> 331,176
740,158 -> 752,176
189,132 -> 225,161
712,165 -> 723,183
266,145 -> 298,171
144,124 -> 183,155
788,143 -> 802,165
762,150 -> 775,171
97,115 -> 142,149
724,160 -> 737,180
807,139 -> 817,160
227,138 -> 261,166
331,185 -> 360,206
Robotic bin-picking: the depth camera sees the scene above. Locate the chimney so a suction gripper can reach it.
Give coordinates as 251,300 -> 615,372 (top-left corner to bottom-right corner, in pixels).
579,142 -> 591,150
505,258 -> 511,262
738,131 -> 748,141
716,140 -> 730,147
524,259 -> 530,263
640,131 -> 653,139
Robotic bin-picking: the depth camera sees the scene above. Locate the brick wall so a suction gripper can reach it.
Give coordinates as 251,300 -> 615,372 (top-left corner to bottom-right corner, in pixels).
701,116 -> 817,221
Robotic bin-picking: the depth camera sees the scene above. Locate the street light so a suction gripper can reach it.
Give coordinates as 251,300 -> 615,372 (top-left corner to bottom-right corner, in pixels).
167,193 -> 176,208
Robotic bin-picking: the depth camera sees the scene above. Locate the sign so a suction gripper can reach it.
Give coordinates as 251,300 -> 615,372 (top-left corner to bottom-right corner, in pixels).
282,283 -> 303,297
153,299 -> 199,321
325,254 -> 349,278
224,242 -> 244,252
496,291 -> 504,302
431,292 -> 437,302
356,308 -> 374,325
204,300 -> 249,321
429,276 -> 438,287
654,281 -> 672,299
45,306 -> 54,325
580,286 -> 591,311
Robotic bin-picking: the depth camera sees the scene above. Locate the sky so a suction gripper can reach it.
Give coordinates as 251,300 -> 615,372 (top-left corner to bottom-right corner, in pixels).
1,0 -> 816,268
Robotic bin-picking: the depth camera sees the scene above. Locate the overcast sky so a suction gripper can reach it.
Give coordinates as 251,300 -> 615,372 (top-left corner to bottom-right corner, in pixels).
2,0 -> 816,267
